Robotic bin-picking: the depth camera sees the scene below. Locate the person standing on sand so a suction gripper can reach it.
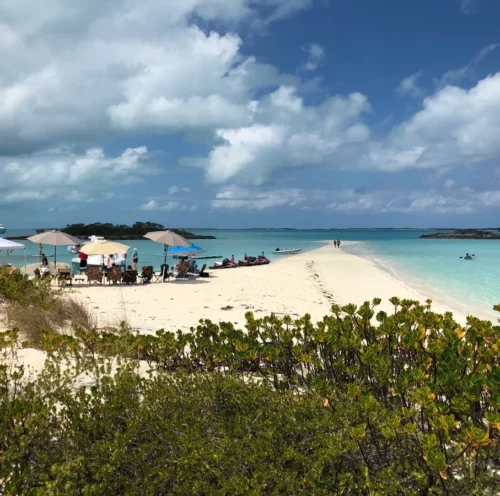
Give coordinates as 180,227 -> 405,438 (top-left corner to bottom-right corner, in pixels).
132,248 -> 139,271
78,250 -> 88,273
337,239 -> 341,248
41,253 -> 48,267
333,240 -> 337,248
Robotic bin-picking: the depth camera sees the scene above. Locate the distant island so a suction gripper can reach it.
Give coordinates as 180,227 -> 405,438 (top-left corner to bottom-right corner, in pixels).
2,222 -> 216,241
61,222 -> 216,240
420,229 -> 500,240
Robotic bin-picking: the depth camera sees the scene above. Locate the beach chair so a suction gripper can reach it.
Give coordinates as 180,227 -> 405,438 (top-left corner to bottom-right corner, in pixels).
154,264 -> 170,283
57,268 -> 72,286
122,270 -> 138,285
139,266 -> 154,284
87,267 -> 103,286
106,266 -> 122,285
199,264 -> 210,278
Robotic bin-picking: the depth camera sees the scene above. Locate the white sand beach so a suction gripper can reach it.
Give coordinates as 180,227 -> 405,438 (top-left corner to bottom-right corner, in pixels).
2,241 -> 496,375
69,241 -> 496,333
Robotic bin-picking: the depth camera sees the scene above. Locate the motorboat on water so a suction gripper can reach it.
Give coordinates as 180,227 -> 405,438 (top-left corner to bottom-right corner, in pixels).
274,248 -> 301,254
67,235 -> 105,253
0,223 -> 6,235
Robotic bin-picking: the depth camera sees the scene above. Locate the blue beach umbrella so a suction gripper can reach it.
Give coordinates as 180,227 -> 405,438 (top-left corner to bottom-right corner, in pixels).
169,244 -> 205,259
169,244 -> 203,254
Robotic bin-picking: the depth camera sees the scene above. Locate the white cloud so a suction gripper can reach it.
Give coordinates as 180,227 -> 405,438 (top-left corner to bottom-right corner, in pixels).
210,184 -> 500,215
301,43 -> 324,71
139,199 -> 196,211
201,88 -> 371,184
0,0 -> 315,155
168,185 -> 191,195
397,71 -> 423,98
0,146 -> 153,206
327,186 -> 500,215
212,185 -> 304,209
436,43 -> 498,87
367,72 -> 500,172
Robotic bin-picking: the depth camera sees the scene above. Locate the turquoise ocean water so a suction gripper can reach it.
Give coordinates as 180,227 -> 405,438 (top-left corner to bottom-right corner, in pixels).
2,228 -> 499,315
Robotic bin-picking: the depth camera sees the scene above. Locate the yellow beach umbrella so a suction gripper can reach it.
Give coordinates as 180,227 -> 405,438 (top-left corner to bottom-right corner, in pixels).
80,240 -> 130,255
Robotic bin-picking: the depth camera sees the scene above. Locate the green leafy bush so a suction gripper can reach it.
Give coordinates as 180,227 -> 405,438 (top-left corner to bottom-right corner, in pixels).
1,299 -> 500,494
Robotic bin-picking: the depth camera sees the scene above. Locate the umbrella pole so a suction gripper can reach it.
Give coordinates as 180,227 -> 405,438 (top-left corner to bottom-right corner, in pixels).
54,246 -> 57,268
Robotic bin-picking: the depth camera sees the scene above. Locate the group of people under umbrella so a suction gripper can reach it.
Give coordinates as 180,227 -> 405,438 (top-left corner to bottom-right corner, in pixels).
1,230 -> 202,281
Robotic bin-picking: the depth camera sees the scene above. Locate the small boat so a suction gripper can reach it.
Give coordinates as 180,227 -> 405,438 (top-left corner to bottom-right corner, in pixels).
274,248 -> 301,254
67,235 -> 103,254
0,224 -> 6,235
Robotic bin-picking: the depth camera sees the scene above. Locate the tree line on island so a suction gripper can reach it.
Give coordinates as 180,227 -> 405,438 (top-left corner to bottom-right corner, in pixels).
60,222 -> 216,240
420,229 -> 500,239
1,264 -> 500,494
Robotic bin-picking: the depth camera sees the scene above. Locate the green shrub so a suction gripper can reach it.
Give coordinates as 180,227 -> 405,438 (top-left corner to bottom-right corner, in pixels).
1,299 -> 500,494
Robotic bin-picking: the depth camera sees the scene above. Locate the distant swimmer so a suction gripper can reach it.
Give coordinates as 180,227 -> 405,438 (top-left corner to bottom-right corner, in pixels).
461,253 -> 476,260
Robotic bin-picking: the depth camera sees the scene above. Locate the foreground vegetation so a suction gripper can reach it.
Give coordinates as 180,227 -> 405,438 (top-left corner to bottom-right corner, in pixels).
1,267 -> 500,494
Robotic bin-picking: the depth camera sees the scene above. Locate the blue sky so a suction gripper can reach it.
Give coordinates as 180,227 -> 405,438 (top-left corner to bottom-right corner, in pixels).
2,0 -> 500,228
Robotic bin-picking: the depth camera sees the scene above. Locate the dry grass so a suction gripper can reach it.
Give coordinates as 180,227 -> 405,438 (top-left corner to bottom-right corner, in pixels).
3,295 -> 97,346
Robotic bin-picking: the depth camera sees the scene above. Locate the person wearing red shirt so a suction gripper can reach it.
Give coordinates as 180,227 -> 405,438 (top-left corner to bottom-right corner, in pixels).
78,249 -> 88,273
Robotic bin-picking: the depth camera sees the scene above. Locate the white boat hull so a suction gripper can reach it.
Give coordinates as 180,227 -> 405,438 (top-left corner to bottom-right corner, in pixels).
274,249 -> 302,255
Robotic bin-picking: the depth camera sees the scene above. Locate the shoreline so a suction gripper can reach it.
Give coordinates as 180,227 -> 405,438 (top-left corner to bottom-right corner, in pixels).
340,242 -> 497,323
68,240 -> 494,333
1,241 -> 495,376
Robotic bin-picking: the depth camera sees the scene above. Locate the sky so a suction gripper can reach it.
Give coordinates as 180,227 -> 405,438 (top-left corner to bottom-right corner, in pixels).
2,0 -> 500,229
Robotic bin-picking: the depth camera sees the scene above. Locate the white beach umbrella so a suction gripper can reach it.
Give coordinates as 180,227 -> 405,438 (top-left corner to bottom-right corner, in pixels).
27,230 -> 82,267
0,238 -> 25,250
144,230 -> 191,264
0,237 -> 26,270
